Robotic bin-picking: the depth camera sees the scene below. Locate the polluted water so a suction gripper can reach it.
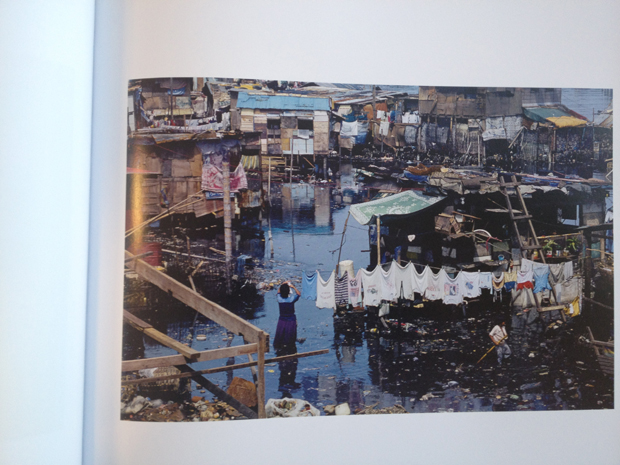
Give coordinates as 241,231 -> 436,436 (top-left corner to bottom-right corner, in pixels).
122,164 -> 613,420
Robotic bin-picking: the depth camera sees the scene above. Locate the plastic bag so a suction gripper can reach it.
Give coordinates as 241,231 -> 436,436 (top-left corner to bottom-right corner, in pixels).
265,398 -> 320,418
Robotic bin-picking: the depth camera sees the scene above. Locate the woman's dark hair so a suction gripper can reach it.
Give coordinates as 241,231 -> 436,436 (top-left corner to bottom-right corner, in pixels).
279,283 -> 290,298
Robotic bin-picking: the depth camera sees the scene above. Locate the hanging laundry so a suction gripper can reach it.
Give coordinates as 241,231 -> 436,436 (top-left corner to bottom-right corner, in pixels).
520,258 -> 535,272
380,262 -> 397,302
335,271 -> 349,306
301,271 -> 317,300
378,302 -> 390,317
492,271 -> 504,302
492,272 -> 505,290
548,263 -> 564,285
316,271 -> 336,309
516,270 -> 534,290
557,277 -> 580,304
532,266 -> 552,294
442,270 -> 464,305
379,121 -> 390,136
565,296 -> 580,317
340,121 -> 358,137
411,265 -> 429,295
504,269 -> 517,292
511,287 -> 537,309
480,272 -> 493,290
461,271 -> 481,298
564,260 -> 574,280
376,110 -> 385,120
393,262 -> 414,300
361,267 -> 382,307
424,269 -> 445,301
348,269 -> 363,306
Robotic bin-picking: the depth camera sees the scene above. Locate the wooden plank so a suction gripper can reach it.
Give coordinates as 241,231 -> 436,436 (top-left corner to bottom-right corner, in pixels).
121,349 -> 329,385
124,310 -> 200,360
125,251 -> 267,346
582,296 -> 614,311
536,305 -> 567,313
122,344 -> 259,371
178,365 -> 258,420
257,332 -> 266,419
587,326 -> 601,357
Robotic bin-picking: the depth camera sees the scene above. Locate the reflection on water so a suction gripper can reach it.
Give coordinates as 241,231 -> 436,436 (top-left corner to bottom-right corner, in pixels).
126,163 -> 613,415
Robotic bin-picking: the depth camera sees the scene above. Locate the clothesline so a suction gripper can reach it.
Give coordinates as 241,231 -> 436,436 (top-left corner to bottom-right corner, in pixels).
300,258 -> 578,315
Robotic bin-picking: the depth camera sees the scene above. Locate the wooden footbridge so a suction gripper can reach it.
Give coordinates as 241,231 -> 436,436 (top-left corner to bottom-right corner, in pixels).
123,250 -> 327,419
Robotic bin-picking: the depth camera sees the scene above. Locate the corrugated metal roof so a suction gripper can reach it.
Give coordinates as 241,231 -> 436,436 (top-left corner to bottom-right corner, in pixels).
561,88 -> 613,122
236,92 -> 330,111
523,107 -> 572,123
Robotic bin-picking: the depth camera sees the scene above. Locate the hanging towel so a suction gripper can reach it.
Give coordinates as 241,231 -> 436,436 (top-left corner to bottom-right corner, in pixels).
394,262 -> 414,299
442,270 -> 464,305
516,270 -> 534,290
361,267 -> 382,307
349,269 -> 363,306
533,267 -> 552,294
424,268 -> 445,301
557,277 -> 580,304
492,272 -> 505,290
380,262 -> 397,302
549,263 -> 564,285
335,271 -> 349,306
564,261 -> 574,280
316,271 -> 336,309
341,121 -> 358,137
504,269 -> 517,292
492,272 -> 504,302
521,258 -> 535,272
480,272 -> 493,290
301,271 -> 317,300
461,271 -> 481,298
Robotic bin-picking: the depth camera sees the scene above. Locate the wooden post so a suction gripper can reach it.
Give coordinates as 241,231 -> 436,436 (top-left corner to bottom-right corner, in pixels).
267,156 -> 271,202
323,156 -> 327,182
177,365 -> 258,420
222,159 -> 233,294
376,215 -> 381,265
335,211 -> 351,276
256,332 -> 267,418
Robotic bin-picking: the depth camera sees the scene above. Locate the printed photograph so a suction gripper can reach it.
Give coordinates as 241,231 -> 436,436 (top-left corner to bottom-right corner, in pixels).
121,78 -> 613,421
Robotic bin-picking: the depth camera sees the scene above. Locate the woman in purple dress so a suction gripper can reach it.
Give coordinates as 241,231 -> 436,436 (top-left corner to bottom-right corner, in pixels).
273,281 -> 301,350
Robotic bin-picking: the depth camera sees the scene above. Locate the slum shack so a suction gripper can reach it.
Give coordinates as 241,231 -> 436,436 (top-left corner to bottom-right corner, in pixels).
121,78 -> 614,421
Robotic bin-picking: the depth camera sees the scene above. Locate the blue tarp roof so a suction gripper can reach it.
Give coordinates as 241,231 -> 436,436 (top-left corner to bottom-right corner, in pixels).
236,92 -> 331,111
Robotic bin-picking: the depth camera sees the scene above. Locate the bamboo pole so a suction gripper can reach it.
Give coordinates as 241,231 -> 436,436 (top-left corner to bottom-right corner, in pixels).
335,211 -> 351,276
376,215 -> 381,266
121,349 -> 329,385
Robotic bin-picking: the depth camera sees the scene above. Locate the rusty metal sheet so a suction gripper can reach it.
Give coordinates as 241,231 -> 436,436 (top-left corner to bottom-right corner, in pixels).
486,91 -> 522,117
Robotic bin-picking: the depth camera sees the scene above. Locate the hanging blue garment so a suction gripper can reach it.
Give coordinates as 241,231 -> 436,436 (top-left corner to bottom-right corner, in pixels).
302,271 -> 318,300
533,268 -> 552,294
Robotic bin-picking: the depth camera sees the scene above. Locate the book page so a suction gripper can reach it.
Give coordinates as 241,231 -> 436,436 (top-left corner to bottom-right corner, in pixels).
0,3 -> 95,465
85,1 -> 619,464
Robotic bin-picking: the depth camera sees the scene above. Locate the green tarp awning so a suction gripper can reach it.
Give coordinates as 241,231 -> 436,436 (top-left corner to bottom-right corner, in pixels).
349,190 -> 445,225
523,107 -> 572,123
